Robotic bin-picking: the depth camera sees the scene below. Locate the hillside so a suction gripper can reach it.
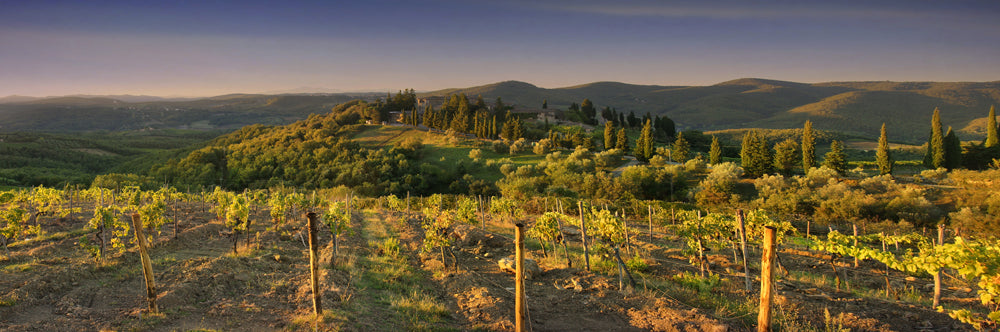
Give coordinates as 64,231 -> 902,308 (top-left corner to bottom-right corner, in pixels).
420,79 -> 1000,143
3,79 -> 998,143
0,94 -> 375,132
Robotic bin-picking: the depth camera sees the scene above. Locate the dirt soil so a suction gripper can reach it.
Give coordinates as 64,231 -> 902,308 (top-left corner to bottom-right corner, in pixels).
0,203 -> 983,331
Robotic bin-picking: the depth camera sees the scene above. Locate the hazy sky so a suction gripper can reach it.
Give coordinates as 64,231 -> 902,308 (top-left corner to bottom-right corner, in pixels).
2,0 -> 998,97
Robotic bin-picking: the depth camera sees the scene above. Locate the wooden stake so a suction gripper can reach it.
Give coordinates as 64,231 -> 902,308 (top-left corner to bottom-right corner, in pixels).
306,212 -> 323,318
612,247 -> 636,289
621,208 -> 631,256
737,209 -> 751,291
515,222 -> 526,332
648,205 -> 653,242
131,213 -> 158,314
853,223 -> 859,268
758,226 -> 776,332
933,223 -> 944,307
579,200 -> 590,271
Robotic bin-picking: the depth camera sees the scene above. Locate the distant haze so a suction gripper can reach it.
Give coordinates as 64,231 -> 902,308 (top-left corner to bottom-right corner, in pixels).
2,0 -> 998,97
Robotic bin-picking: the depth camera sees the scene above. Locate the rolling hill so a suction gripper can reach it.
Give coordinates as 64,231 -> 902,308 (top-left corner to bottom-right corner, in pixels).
2,78 -> 998,143
420,79 -> 1000,143
0,93 -> 376,132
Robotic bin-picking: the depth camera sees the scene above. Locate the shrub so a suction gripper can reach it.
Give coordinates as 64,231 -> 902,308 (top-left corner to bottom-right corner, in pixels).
509,138 -> 530,155
491,140 -> 509,154
649,155 -> 668,167
805,166 -> 839,187
468,149 -> 482,161
533,138 -> 555,155
594,149 -> 623,168
684,157 -> 706,173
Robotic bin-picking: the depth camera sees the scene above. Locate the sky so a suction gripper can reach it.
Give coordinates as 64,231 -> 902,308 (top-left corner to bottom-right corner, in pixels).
1,0 -> 998,97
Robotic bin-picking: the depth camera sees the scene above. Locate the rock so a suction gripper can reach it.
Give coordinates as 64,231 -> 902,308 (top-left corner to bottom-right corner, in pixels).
452,224 -> 506,248
498,256 -> 541,279
561,226 -> 581,236
709,325 -> 728,332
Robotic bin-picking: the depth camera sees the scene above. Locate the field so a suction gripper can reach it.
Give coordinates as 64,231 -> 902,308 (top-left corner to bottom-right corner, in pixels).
0,194 -> 986,331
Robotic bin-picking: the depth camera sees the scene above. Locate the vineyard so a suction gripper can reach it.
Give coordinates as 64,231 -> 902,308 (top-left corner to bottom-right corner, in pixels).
1,185 -> 997,331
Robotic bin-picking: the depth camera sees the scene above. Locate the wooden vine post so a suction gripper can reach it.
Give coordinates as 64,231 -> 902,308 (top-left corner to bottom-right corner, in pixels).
131,213 -> 158,314
933,223 -> 944,307
852,223 -> 859,267
306,212 -> 323,318
648,205 -> 654,242
578,200 -> 591,271
621,208 -> 631,256
736,209 -> 751,291
515,222 -> 526,332
757,226 -> 777,332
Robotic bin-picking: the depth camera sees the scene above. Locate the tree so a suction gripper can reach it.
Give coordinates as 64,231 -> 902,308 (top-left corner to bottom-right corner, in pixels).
944,127 -> 963,170
580,99 -> 597,125
616,128 -> 630,152
658,116 -> 677,139
500,111 -> 524,141
876,123 -> 894,175
802,120 -> 816,171
824,140 -> 847,175
542,99 -> 548,109
422,105 -> 434,128
986,105 -> 999,148
449,100 -> 471,133
925,108 -> 946,169
740,130 -> 772,177
672,131 -> 690,163
709,135 -> 721,165
773,138 -> 799,176
495,97 -> 508,113
603,122 -> 615,151
627,112 -> 639,128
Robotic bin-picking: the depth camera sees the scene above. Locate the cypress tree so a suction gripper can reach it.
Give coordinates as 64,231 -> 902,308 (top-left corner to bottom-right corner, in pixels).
604,121 -> 615,151
581,99 -> 597,125
824,140 -> 847,175
802,120 -> 816,171
986,105 -> 998,147
639,119 -> 654,161
422,105 -> 434,128
542,99 -> 548,109
741,130 -> 772,177
709,135 -> 721,165
616,128 -> 629,152
944,127 -> 962,170
673,131 -> 690,163
490,115 -> 497,139
925,108 -> 946,169
773,138 -> 799,176
450,102 -> 471,133
876,123 -> 894,175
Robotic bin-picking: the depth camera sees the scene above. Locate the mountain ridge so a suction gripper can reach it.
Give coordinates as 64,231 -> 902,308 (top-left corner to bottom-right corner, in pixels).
2,78 -> 998,143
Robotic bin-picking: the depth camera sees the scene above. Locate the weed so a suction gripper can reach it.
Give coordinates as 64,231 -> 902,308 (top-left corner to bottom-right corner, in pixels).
391,290 -> 451,329
0,293 -> 18,307
823,307 -> 850,332
672,271 -> 721,294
